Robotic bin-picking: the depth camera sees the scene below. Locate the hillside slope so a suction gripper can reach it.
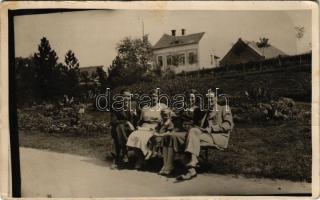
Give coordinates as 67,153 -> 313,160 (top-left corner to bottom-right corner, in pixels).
113,70 -> 311,102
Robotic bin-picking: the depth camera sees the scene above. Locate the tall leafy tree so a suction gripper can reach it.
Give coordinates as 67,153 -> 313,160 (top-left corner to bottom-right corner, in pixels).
33,37 -> 61,100
107,36 -> 153,87
107,56 -> 125,87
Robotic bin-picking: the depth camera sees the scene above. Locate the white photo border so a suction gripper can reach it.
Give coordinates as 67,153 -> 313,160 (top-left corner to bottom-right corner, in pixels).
0,1 -> 318,199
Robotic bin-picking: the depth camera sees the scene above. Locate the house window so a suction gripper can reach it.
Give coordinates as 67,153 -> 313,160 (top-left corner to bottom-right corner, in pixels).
178,54 -> 185,66
172,55 -> 179,67
188,52 -> 198,64
166,55 -> 172,66
157,56 -> 163,67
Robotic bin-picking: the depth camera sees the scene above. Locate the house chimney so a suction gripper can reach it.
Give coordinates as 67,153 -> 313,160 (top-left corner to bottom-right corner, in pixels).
171,30 -> 176,36
181,29 -> 186,36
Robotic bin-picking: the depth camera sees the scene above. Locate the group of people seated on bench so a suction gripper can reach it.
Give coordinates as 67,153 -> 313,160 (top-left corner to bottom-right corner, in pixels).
110,88 -> 234,181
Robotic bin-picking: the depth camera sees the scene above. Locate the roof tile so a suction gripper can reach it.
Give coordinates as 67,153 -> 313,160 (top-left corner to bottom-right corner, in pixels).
245,40 -> 287,59
153,32 -> 205,50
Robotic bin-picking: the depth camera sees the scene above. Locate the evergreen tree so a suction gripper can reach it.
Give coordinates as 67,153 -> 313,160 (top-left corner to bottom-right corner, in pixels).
65,50 -> 80,70
64,50 -> 80,97
15,56 -> 37,104
80,71 -> 90,86
33,37 -> 61,100
96,67 -> 107,93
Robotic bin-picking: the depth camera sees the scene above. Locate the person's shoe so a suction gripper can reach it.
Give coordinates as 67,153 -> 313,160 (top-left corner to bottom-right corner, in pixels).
176,168 -> 197,181
134,159 -> 145,170
110,161 -> 118,170
122,155 -> 129,163
186,155 -> 198,168
134,162 -> 142,170
145,151 -> 152,160
151,151 -> 159,158
162,168 -> 173,176
106,152 -> 116,161
158,166 -> 166,175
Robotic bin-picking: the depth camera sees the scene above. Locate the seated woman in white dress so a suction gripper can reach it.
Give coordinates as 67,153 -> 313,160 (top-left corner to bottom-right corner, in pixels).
126,89 -> 167,169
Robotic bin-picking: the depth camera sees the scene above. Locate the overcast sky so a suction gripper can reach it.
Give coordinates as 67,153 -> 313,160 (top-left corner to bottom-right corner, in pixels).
14,10 -> 311,68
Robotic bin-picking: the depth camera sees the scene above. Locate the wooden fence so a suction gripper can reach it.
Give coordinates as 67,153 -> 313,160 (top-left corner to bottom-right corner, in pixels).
177,52 -> 311,78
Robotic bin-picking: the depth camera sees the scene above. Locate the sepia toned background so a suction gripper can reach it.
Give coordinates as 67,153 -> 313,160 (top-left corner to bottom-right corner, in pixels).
1,1 -> 318,198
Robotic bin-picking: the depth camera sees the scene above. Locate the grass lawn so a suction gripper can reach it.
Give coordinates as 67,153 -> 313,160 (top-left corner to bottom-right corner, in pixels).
19,131 -> 112,161
206,121 -> 311,182
19,119 -> 311,182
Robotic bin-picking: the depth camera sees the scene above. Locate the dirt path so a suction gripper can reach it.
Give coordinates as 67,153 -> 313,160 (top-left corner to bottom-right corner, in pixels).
20,147 -> 310,198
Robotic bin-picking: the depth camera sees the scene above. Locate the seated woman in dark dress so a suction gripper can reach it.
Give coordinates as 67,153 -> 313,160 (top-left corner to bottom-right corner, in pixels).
159,89 -> 203,176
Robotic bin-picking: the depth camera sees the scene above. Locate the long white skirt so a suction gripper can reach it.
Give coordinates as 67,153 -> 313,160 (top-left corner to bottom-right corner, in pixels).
126,123 -> 156,156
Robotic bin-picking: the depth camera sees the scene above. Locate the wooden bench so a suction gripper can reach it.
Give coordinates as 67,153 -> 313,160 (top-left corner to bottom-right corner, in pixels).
171,117 -> 232,162
200,130 -> 232,162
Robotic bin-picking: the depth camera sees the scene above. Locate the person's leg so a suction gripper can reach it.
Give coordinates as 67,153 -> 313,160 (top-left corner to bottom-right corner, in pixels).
160,134 -> 180,175
166,132 -> 188,172
164,146 -> 174,174
134,148 -> 145,170
117,123 -> 130,159
152,136 -> 163,158
176,128 -> 202,180
145,136 -> 155,160
159,135 -> 171,174
115,124 -> 125,159
123,129 -> 131,157
110,126 -> 122,169
160,146 -> 168,174
185,128 -> 203,167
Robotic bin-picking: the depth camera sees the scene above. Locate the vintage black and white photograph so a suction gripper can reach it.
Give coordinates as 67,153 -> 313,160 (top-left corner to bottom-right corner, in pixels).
5,3 -> 316,198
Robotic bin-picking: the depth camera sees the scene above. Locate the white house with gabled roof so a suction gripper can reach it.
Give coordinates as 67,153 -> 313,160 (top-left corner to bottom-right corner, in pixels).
152,29 -> 217,74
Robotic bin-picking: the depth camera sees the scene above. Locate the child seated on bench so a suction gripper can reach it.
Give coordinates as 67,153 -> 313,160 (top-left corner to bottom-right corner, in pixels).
146,108 -> 174,160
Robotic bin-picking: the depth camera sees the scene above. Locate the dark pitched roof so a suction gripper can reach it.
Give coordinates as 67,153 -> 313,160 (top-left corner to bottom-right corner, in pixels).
153,32 -> 205,50
244,40 -> 287,59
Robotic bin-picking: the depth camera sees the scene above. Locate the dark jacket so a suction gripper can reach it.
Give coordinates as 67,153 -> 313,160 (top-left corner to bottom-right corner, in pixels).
110,109 -> 137,127
174,106 -> 204,131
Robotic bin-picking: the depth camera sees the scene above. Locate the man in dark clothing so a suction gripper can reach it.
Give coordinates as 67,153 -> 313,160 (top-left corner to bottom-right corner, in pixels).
176,90 -> 234,180
110,90 -> 138,169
